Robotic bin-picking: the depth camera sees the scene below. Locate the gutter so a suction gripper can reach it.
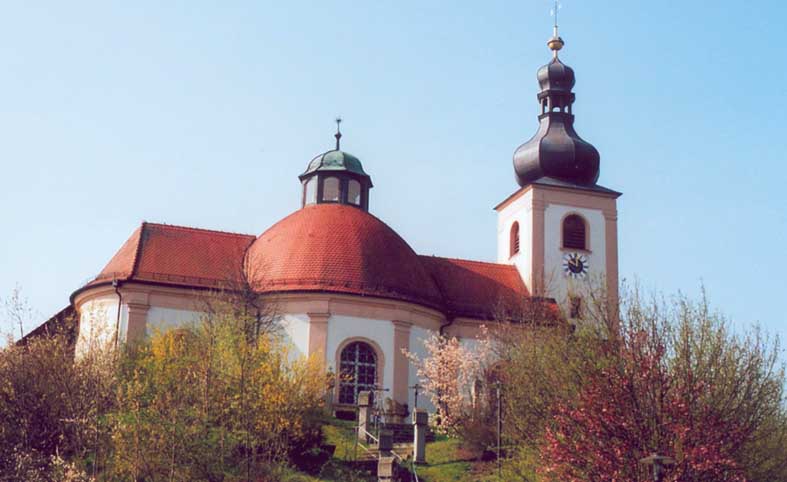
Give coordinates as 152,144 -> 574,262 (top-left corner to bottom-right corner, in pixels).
112,279 -> 122,349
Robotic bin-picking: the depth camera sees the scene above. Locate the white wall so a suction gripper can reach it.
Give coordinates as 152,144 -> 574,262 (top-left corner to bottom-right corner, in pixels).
544,203 -> 606,307
279,313 -> 310,360
497,190 -> 534,290
76,294 -> 124,356
326,314 -> 395,394
146,306 -> 203,335
408,326 -> 437,412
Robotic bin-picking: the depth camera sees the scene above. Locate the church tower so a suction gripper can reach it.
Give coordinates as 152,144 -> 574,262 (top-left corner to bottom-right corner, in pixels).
495,25 -> 621,320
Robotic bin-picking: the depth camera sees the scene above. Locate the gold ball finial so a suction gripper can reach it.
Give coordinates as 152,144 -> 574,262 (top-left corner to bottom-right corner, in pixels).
548,35 -> 564,52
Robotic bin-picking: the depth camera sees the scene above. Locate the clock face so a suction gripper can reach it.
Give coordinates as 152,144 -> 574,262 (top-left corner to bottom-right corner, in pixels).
563,252 -> 589,279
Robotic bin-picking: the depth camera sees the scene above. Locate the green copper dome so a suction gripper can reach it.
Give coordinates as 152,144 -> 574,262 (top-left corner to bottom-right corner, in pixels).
300,150 -> 369,179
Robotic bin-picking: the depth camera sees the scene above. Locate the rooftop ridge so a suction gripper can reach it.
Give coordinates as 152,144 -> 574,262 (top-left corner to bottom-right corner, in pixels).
419,254 -> 514,269
143,221 -> 256,238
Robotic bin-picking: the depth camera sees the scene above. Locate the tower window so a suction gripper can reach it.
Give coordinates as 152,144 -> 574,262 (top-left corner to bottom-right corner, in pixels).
347,179 -> 361,206
322,177 -> 340,202
562,214 -> 587,250
304,177 -> 317,205
510,222 -> 520,257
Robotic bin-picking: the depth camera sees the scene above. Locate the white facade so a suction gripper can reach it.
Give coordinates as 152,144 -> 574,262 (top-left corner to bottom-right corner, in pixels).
75,294 -> 124,356
325,314 -> 395,394
279,313 -> 310,359
146,306 -> 203,335
497,189 -> 534,290
544,203 -> 606,306
497,185 -> 618,320
408,325 -> 437,412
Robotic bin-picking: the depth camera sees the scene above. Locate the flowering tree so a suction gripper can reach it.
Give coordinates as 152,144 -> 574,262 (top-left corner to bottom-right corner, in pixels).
535,287 -> 785,482
404,327 -> 495,448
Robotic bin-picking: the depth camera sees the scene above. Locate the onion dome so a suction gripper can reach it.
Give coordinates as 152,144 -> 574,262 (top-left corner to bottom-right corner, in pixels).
299,119 -> 373,211
245,203 -> 444,308
513,28 -> 600,187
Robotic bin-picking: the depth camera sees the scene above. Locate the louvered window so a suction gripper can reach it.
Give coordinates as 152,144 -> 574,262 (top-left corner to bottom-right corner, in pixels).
510,222 -> 520,257
563,215 -> 586,250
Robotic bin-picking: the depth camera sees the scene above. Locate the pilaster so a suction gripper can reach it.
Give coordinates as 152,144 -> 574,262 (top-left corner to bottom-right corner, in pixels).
392,320 -> 412,405
307,312 -> 330,360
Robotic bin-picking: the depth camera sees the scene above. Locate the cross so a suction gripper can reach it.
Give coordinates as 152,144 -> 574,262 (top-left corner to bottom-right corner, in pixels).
409,383 -> 422,409
550,1 -> 562,29
334,116 -> 342,150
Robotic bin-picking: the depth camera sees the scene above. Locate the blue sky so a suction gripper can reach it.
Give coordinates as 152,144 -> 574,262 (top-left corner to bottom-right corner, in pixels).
1,1 -> 785,343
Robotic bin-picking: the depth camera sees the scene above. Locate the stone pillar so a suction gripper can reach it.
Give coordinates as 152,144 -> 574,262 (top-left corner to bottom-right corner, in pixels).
412,409 -> 428,464
357,390 -> 372,442
377,429 -> 395,482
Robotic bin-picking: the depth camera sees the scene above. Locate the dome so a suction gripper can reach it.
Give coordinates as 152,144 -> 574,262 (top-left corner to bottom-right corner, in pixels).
301,149 -> 369,179
512,31 -> 600,187
245,204 -> 443,308
537,58 -> 575,93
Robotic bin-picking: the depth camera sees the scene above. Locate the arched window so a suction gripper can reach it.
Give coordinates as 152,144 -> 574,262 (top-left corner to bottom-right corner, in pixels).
510,222 -> 520,257
347,179 -> 361,206
338,341 -> 377,405
562,214 -> 587,250
322,177 -> 340,202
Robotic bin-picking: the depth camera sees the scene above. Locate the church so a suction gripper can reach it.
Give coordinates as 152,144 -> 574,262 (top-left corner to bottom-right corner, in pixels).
60,26 -> 620,413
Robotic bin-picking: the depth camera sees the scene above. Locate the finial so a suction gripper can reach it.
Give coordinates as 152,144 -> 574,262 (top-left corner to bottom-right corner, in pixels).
334,117 -> 342,150
548,1 -> 565,57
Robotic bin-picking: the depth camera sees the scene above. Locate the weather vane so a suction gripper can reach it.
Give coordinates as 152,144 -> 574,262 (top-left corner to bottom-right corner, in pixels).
334,116 -> 342,150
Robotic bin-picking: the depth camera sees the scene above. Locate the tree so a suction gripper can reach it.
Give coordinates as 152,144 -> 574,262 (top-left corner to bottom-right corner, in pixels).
109,290 -> 328,481
404,327 -> 498,453
1,285 -> 35,341
0,311 -> 115,481
497,284 -> 787,482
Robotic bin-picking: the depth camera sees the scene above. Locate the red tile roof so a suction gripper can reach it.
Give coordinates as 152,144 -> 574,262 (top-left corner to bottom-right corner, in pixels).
80,205 -> 557,319
91,223 -> 255,289
419,255 -> 529,319
246,204 -> 444,309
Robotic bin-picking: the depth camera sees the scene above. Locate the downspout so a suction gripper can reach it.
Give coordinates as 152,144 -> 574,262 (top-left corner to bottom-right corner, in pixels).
112,279 -> 122,349
439,315 -> 455,336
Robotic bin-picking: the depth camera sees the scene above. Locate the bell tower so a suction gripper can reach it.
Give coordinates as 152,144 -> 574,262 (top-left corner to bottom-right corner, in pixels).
496,23 -> 621,321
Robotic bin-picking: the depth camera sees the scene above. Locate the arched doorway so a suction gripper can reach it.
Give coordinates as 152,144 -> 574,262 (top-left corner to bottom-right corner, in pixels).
338,341 -> 377,405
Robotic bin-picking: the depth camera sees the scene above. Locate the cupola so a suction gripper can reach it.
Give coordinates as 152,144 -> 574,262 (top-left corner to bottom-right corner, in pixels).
513,26 -> 600,187
299,119 -> 373,211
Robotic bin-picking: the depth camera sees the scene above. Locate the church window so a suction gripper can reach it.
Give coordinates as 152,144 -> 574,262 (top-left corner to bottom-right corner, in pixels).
338,341 -> 377,405
322,177 -> 340,202
563,214 -> 587,250
510,222 -> 520,257
304,178 -> 317,205
348,179 -> 361,206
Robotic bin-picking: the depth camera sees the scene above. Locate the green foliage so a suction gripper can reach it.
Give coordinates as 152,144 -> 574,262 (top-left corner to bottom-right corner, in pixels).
496,284 -> 787,482
108,301 -> 328,481
0,317 -> 113,481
